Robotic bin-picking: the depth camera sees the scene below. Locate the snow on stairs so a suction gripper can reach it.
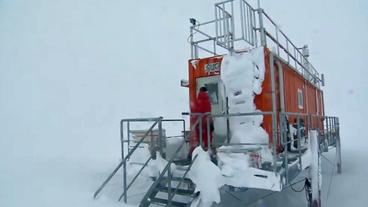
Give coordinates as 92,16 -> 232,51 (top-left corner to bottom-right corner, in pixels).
141,176 -> 195,207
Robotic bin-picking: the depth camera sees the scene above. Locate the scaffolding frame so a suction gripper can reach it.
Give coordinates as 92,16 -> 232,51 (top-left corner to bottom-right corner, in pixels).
189,0 -> 324,88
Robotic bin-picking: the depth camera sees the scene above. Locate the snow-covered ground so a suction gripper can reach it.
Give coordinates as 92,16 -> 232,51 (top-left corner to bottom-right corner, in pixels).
1,0 -> 368,206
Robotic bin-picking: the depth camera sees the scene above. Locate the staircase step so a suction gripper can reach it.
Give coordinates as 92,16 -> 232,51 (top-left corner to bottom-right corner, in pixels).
153,176 -> 193,185
157,185 -> 195,196
150,197 -> 189,207
173,159 -> 192,166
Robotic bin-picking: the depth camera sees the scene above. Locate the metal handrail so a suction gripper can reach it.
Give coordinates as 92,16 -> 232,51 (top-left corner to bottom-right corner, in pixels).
93,117 -> 162,200
122,117 -> 163,161
139,117 -> 201,207
278,112 -> 340,183
167,154 -> 198,203
120,117 -> 163,203
189,0 -> 323,87
261,10 -> 322,86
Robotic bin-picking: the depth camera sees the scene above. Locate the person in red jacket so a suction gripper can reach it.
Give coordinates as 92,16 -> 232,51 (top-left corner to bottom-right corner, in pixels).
193,87 -> 213,151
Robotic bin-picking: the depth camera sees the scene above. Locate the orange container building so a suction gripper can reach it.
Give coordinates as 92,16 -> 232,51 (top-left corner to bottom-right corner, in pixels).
187,47 -> 325,152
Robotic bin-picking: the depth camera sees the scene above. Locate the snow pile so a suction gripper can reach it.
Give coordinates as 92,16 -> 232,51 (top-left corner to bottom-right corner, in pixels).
309,130 -> 322,201
188,147 -> 224,207
220,47 -> 271,160
218,152 -> 281,191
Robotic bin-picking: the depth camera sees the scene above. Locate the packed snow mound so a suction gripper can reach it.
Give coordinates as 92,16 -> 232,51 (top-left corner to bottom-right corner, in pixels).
218,152 -> 281,191
220,47 -> 272,161
188,147 -> 224,207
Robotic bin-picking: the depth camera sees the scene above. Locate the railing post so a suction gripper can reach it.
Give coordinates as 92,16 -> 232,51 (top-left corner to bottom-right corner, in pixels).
121,120 -> 125,161
199,115 -> 203,148
336,118 -> 342,174
297,116 -> 302,170
257,7 -> 266,46
158,119 -> 164,158
226,97 -> 231,144
207,115 -> 211,151
269,52 -> 277,173
121,120 -> 128,203
280,113 -> 289,183
325,117 -> 330,146
123,160 -> 127,203
127,121 -> 130,155
190,26 -> 194,59
168,166 -> 172,206
275,25 -> 280,55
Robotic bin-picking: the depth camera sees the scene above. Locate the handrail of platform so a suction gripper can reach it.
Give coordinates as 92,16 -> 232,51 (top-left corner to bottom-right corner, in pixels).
279,112 -> 340,183
189,0 -> 323,87
182,111 -> 340,179
93,117 -> 162,201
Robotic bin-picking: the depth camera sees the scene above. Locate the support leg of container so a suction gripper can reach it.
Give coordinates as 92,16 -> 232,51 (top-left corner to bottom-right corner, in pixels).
309,130 -> 321,207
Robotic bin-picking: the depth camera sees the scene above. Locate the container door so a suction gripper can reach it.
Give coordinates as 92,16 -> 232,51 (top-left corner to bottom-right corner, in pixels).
196,76 -> 225,115
196,76 -> 227,143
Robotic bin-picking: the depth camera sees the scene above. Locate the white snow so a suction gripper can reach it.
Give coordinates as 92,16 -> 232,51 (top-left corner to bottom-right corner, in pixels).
218,152 -> 281,191
0,0 -> 367,207
212,47 -> 275,192
309,130 -> 321,201
220,47 -> 271,162
188,147 -> 224,207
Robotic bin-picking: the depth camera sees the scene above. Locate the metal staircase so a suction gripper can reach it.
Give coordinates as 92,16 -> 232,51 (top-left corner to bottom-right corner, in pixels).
93,116 -> 201,207
141,175 -> 196,207
139,119 -> 201,207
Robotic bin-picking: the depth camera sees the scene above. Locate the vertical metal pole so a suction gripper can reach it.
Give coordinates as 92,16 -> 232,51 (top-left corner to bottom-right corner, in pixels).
121,121 -> 125,161
336,118 -> 342,174
325,117 -> 329,146
281,113 -> 288,183
269,53 -> 277,174
297,116 -> 302,170
199,115 -> 203,148
226,97 -> 231,144
213,40 -> 217,55
194,44 -> 199,59
257,7 -> 266,47
127,121 -> 130,155
230,0 -> 235,49
277,61 -> 285,113
121,120 -> 128,203
294,48 -> 297,69
308,114 -> 312,144
276,25 -> 280,56
252,9 -> 258,47
286,40 -> 290,64
331,117 -> 335,145
215,6 -> 219,43
240,0 -> 245,40
123,160 -> 127,203
183,120 -> 186,140
158,119 -> 164,158
190,27 -> 194,59
168,166 -> 172,206
207,115 -> 211,151
328,117 -> 331,145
